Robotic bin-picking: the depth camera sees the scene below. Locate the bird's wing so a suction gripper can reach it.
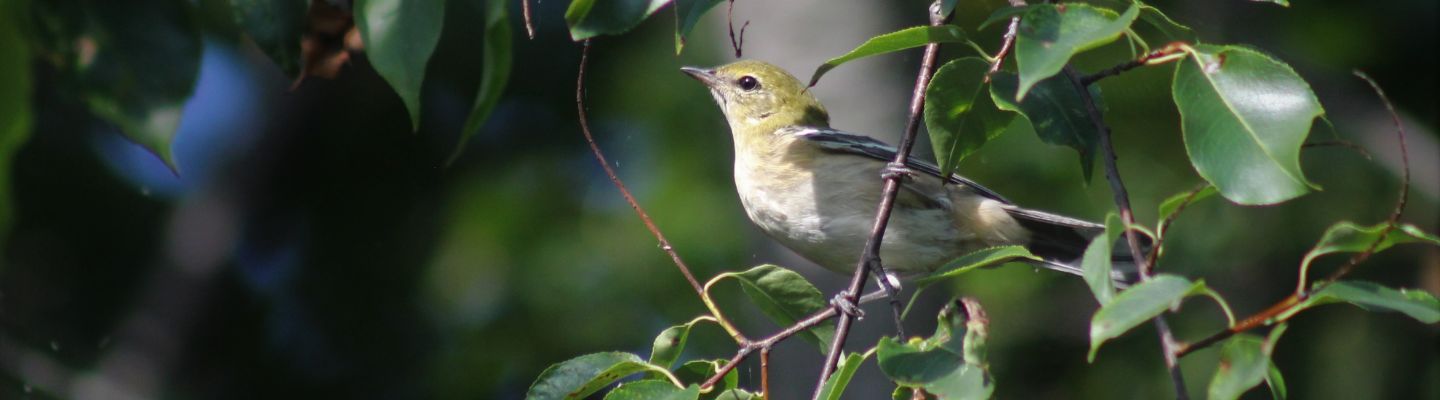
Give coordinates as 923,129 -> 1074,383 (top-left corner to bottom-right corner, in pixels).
780,126 -> 1012,204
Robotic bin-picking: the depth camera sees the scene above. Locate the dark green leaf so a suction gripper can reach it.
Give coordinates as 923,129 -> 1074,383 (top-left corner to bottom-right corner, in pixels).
922,364 -> 993,400
816,351 -> 872,400
1158,185 -> 1218,224
809,25 -> 969,86
228,0 -> 307,77
604,381 -> 699,400
0,0 -> 32,248
925,58 -> 1016,177
719,265 -> 834,352
1172,44 -> 1322,205
1300,223 -> 1440,278
674,0 -> 724,54
1250,0 -> 1290,7
990,71 -> 1101,180
877,337 -> 964,386
939,0 -> 959,18
916,246 -> 1039,286
649,318 -> 709,370
565,0 -> 671,41
525,352 -> 675,400
979,5 -> 1040,31
1137,4 -> 1195,41
1013,2 -> 1138,99
452,0 -> 513,163
1089,275 -> 1204,361
1292,281 -> 1440,324
712,389 -> 760,400
673,360 -> 737,393
1207,334 -> 1269,400
355,0 -> 445,132
1081,214 -> 1123,305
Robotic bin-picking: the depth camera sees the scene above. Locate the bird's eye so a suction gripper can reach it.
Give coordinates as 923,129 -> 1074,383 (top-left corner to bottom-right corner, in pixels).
738,76 -> 760,91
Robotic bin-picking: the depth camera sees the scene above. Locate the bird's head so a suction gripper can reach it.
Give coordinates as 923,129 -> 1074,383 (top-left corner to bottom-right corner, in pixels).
682,60 -> 830,139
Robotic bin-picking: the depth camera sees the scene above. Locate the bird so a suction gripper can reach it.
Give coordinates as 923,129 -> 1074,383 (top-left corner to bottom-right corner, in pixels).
680,60 -> 1125,283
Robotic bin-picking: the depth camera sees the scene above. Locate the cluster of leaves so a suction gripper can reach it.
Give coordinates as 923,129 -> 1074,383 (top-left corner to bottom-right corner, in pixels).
529,0 -> 1440,399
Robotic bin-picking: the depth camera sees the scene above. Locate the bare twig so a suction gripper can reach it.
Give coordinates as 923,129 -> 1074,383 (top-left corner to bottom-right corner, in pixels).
1079,41 -> 1189,86
727,0 -> 747,57
521,0 -> 535,39
760,347 -> 772,398
986,0 -> 1026,81
1066,66 -> 1189,399
1303,140 -> 1372,159
813,3 -> 949,396
574,40 -> 707,302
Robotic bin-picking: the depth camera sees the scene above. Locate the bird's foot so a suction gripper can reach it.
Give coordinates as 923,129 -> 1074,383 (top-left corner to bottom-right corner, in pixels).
881,162 -> 917,182
831,293 -> 864,319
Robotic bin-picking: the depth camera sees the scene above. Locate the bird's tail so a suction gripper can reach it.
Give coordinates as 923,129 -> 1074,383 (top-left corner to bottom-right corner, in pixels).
1002,205 -> 1145,286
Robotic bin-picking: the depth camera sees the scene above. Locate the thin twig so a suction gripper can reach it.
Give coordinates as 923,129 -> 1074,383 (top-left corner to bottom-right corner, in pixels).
521,0 -> 535,39
1066,66 -> 1189,399
986,0 -> 1026,81
574,40 -> 707,302
1079,41 -> 1189,86
813,3 -> 949,397
760,347 -> 772,399
726,0 -> 746,57
1303,140 -> 1372,160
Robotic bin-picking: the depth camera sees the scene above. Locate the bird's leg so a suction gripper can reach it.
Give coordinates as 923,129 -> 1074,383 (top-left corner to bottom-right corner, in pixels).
867,261 -> 907,338
881,162 -> 918,181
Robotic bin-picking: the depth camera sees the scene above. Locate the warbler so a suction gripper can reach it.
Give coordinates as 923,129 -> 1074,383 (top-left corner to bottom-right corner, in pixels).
682,60 -> 1117,279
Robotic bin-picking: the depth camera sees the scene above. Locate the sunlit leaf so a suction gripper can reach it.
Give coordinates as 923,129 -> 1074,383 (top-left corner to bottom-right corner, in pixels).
1013,2 -> 1138,99
604,381 -> 698,400
0,0 -> 32,248
355,0 -> 444,132
916,246 -> 1038,286
809,25 -> 969,86
526,352 -> 676,400
228,0 -> 307,77
816,351 -> 872,400
718,265 -> 834,352
1172,44 -> 1322,205
674,0 -> 724,54
990,71 -> 1101,180
1207,334 -> 1269,400
1289,281 -> 1440,324
453,0 -> 513,163
565,0 -> 671,41
1089,275 -> 1204,361
1081,214 -> 1123,305
925,57 -> 1016,177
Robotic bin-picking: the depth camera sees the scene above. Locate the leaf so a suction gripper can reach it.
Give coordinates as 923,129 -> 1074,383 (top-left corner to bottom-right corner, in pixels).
526,352 -> 676,400
355,0 -> 445,132
990,71 -> 1101,180
1250,0 -> 1291,7
1172,44 -> 1323,205
922,364 -> 993,400
916,246 -> 1039,286
0,0 -> 32,248
673,360 -> 737,393
228,0 -> 307,77
649,318 -> 709,370
565,0 -> 672,41
712,389 -> 760,400
1081,214 -> 1123,305
1300,222 -> 1440,277
1265,363 -> 1288,400
925,58 -> 1016,177
674,0 -> 724,54
1137,4 -> 1195,42
452,0 -> 513,163
1089,275 -> 1205,361
1207,334 -> 1269,400
718,265 -> 834,352
1291,281 -> 1440,324
1013,2 -> 1138,99
816,351 -> 872,400
809,25 -> 970,86
1157,185 -> 1218,224
604,381 -> 699,400
877,337 -> 965,386
979,5 -> 1040,31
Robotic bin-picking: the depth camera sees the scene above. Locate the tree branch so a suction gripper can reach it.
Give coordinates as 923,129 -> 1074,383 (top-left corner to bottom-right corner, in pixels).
521,0 -> 535,40
1079,41 -> 1188,86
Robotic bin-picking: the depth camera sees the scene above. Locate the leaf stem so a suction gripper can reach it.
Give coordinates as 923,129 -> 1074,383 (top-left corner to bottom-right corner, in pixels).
1079,41 -> 1189,86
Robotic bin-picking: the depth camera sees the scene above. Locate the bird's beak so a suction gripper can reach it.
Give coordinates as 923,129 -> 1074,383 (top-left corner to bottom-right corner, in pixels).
680,66 -> 721,87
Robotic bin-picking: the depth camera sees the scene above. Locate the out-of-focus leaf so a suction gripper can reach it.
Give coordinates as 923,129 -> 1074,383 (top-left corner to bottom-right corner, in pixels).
809,25 -> 969,86
1081,214 -> 1123,305
1172,44 -> 1322,205
453,0 -> 513,163
1287,281 -> 1440,324
1207,334 -> 1269,400
1138,4 -> 1195,41
525,352 -> 676,400
717,265 -> 833,352
940,0 -> 959,18
1012,2 -> 1138,99
228,0 -> 307,77
1089,275 -> 1204,361
355,0 -> 444,132
925,57 -> 1016,177
916,246 -> 1039,286
922,364 -> 992,400
674,0 -> 723,54
990,71 -> 1101,180
649,317 -> 709,370
1250,0 -> 1290,7
1300,222 -> 1440,279
0,0 -> 32,249
604,381 -> 698,400
1266,363 -> 1288,400
816,351 -> 872,400
979,5 -> 1040,30
712,389 -> 760,399
1158,185 -> 1218,224
565,0 -> 671,41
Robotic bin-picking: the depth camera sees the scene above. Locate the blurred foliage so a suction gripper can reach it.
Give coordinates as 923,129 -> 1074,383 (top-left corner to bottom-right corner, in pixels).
0,0 -> 1436,399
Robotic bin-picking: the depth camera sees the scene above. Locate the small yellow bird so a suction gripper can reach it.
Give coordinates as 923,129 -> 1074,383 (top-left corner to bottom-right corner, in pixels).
682,60 -> 1116,279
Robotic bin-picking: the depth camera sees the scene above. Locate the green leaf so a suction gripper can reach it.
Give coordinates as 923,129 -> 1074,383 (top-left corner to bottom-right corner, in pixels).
1089,275 -> 1205,361
718,265 -> 834,353
809,25 -> 969,86
1081,214 -> 1123,305
877,337 -> 965,386
816,351 -> 872,400
925,58 -> 1016,177
990,71 -> 1101,180
604,381 -> 699,400
1291,281 -> 1440,324
1265,364 -> 1288,400
1207,334 -> 1269,400
0,0 -> 33,248
1172,44 -> 1323,205
1013,2 -> 1138,99
565,0 -> 671,41
1137,4 -> 1195,42
355,0 -> 445,132
649,318 -> 709,370
1158,185 -> 1218,224
673,360 -> 737,393
1300,222 -> 1440,278
526,352 -> 676,400
922,364 -> 993,400
1250,0 -> 1291,7
979,5 -> 1040,31
916,246 -> 1039,286
452,0 -> 513,163
674,0 -> 724,54
939,0 -> 959,18
227,0 -> 307,77
712,389 -> 760,400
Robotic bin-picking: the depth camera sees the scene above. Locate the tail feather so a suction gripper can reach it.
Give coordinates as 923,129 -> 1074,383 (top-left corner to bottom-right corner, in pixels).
1002,205 -> 1145,286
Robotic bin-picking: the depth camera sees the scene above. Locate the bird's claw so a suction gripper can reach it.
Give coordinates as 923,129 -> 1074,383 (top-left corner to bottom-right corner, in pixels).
831,293 -> 864,319
881,162 -> 917,181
